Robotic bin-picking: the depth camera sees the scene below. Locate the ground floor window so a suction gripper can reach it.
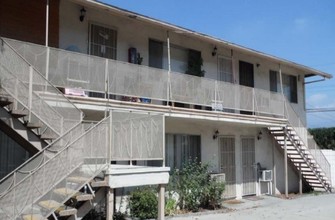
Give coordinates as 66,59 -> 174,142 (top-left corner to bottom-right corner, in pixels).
166,134 -> 201,170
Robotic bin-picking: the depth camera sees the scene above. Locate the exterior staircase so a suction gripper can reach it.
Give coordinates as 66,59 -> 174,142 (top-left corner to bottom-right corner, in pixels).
268,103 -> 332,192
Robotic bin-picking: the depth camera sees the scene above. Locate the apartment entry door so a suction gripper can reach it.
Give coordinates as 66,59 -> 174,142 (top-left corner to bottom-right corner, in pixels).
241,137 -> 256,196
239,61 -> 254,114
219,136 -> 236,198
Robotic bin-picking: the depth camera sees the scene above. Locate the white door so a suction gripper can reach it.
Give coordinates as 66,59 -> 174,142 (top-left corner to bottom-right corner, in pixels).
241,137 -> 256,196
219,136 -> 236,198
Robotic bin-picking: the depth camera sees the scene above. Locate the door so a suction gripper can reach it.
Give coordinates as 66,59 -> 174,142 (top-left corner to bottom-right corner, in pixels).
218,56 -> 233,83
241,137 -> 256,196
149,39 -> 163,69
239,61 -> 254,114
219,137 -> 236,198
89,24 -> 117,59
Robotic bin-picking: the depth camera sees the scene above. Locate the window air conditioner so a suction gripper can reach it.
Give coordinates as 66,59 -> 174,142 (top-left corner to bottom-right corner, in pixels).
261,170 -> 272,181
210,173 -> 225,183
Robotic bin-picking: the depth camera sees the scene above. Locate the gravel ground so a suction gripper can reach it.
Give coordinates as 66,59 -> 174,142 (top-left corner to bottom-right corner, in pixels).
168,193 -> 335,220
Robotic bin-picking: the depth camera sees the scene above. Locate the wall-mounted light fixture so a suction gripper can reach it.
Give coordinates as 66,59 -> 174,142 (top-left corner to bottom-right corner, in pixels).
256,63 -> 260,68
212,46 -> 217,56
213,130 -> 219,140
257,130 -> 263,140
80,7 -> 86,22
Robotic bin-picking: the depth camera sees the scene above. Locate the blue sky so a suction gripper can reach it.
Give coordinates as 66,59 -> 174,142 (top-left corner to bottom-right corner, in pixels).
104,0 -> 335,128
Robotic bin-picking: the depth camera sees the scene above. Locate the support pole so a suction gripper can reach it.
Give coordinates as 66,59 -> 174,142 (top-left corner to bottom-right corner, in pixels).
158,184 -> 165,220
45,0 -> 49,46
272,138 -> 276,195
167,31 -> 171,106
106,188 -> 114,220
299,163 -> 302,195
284,126 -> 288,198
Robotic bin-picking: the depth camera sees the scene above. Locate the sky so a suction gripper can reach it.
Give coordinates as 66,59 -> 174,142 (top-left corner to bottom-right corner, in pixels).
104,0 -> 335,128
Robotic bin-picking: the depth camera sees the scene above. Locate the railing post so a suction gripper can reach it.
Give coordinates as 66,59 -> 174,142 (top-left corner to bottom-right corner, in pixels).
104,59 -> 109,118
284,126 -> 288,198
108,110 -> 112,165
162,115 -> 165,167
130,119 -> 133,165
252,88 -> 255,114
28,66 -> 33,122
214,80 -> 217,112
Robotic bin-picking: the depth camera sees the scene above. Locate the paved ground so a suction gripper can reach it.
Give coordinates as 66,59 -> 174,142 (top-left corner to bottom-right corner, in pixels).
169,193 -> 335,220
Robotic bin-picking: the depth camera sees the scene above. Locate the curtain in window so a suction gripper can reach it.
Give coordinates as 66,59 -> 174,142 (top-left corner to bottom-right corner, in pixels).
165,134 -> 201,170
269,70 -> 298,103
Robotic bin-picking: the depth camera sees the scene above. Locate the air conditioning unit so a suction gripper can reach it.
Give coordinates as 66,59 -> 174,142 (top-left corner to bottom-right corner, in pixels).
260,170 -> 272,181
210,173 -> 225,183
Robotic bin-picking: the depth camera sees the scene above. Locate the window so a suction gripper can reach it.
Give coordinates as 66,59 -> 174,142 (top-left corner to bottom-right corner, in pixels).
166,134 -> 201,170
269,70 -> 298,103
218,56 -> 233,83
89,24 -> 117,59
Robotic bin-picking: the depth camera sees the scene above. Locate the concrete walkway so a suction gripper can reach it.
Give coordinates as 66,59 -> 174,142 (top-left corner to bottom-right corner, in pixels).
169,193 -> 335,220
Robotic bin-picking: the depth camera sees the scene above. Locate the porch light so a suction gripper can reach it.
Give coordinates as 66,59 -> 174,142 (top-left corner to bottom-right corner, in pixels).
213,130 -> 219,140
80,7 -> 86,22
257,131 -> 263,140
212,46 -> 217,56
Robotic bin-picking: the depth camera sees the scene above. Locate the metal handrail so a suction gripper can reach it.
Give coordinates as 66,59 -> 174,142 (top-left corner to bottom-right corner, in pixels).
1,38 -> 83,116
284,98 -> 331,184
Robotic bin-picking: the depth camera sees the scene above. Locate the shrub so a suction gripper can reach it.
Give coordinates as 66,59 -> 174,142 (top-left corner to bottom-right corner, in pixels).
128,187 -> 158,219
165,197 -> 177,216
168,158 -> 225,212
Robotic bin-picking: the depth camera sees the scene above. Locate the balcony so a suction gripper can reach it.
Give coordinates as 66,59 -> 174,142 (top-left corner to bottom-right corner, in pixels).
4,38 -> 288,123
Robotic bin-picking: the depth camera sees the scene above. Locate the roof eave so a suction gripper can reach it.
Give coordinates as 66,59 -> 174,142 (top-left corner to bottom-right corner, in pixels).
71,0 -> 333,79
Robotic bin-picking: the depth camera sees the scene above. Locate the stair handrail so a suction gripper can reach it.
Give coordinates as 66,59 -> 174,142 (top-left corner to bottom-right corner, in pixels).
0,122 -> 91,197
0,63 -> 64,136
0,37 -> 83,133
283,97 -> 331,185
0,116 -> 108,219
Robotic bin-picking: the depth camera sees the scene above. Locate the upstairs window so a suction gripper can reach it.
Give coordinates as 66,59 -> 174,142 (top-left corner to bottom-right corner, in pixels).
89,24 -> 117,59
269,70 -> 298,103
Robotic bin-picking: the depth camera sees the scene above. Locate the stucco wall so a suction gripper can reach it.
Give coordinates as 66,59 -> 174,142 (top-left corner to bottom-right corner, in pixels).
59,0 -> 306,123
165,117 -> 300,198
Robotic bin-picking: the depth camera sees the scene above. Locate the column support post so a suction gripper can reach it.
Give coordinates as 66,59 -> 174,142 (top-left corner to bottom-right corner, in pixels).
106,187 -> 114,220
158,184 -> 165,220
284,126 -> 288,198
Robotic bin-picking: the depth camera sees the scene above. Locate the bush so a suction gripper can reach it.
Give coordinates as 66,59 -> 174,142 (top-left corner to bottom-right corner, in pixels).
165,197 -> 177,216
128,187 -> 158,219
168,159 -> 225,212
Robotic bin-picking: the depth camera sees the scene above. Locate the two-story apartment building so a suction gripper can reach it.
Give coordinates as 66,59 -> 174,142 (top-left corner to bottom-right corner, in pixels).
0,0 -> 333,219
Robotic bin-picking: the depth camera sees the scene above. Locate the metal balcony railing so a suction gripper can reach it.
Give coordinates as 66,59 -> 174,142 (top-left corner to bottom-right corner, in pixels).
0,38 -> 83,137
5,38 -> 331,186
0,111 -> 164,219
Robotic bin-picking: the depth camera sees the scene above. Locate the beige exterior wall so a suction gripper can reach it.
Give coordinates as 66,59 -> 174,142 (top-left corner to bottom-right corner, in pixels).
59,0 -> 306,123
165,117 -> 300,198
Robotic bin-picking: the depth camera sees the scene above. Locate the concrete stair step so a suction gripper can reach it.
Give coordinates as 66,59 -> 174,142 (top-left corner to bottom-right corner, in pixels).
91,180 -> 108,188
38,200 -> 77,217
21,214 -> 44,220
0,96 -> 13,107
26,122 -> 43,129
11,109 -> 28,118
40,133 -> 57,140
67,176 -> 90,184
54,187 -> 93,202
